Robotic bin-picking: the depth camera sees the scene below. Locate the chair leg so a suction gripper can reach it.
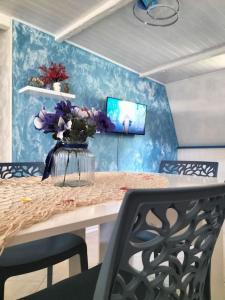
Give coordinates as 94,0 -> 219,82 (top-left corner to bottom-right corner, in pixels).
204,265 -> 211,300
0,277 -> 5,300
80,247 -> 88,272
47,266 -> 53,288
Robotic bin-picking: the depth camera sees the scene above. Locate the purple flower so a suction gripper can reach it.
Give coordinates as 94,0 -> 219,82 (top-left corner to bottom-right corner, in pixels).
34,107 -> 71,138
95,111 -> 115,132
34,108 -> 59,133
55,100 -> 75,117
34,101 -> 115,141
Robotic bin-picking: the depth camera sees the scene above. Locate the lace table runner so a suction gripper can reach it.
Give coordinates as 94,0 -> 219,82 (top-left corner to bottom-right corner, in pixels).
0,172 -> 168,252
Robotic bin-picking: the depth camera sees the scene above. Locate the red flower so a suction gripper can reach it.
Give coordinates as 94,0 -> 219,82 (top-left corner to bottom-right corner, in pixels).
39,63 -> 69,85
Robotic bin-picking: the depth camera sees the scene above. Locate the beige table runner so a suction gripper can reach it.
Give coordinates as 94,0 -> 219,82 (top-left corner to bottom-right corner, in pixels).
0,172 -> 168,252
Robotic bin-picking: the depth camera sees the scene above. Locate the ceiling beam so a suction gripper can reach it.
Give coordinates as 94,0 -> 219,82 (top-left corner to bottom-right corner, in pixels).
0,13 -> 11,30
140,43 -> 225,77
55,0 -> 133,42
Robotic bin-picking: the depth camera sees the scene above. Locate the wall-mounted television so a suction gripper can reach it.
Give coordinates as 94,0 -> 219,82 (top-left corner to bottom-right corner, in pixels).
106,97 -> 147,135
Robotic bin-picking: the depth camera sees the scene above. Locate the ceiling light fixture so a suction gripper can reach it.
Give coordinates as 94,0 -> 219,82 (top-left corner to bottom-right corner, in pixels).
133,0 -> 180,27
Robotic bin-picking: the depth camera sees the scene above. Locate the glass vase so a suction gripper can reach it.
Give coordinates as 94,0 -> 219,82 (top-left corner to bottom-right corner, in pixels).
51,143 -> 95,187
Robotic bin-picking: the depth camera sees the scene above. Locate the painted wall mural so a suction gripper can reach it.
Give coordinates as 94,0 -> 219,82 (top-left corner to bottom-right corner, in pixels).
12,21 -> 178,172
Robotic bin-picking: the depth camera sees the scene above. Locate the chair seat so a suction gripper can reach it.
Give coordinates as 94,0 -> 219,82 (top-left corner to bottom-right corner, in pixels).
20,264 -> 101,300
0,233 -> 85,269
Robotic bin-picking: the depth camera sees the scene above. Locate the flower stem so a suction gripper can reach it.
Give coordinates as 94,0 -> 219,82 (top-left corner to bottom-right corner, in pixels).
75,151 -> 81,184
78,157 -> 81,182
63,151 -> 70,186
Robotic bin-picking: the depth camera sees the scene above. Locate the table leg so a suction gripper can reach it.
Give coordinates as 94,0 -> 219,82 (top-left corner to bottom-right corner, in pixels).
69,229 -> 86,277
99,221 -> 115,262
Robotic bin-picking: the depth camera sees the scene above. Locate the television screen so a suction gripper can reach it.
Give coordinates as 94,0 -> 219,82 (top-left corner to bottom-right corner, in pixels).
106,97 -> 147,135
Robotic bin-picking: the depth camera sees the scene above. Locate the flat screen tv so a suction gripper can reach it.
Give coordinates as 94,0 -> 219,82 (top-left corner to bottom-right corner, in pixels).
106,97 -> 147,135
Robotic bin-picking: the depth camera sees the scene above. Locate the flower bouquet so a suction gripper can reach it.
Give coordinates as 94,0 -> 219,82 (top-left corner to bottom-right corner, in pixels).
34,100 -> 114,143
34,101 -> 114,186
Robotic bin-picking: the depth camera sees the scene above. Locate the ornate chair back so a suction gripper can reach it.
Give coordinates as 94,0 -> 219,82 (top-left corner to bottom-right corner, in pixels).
94,185 -> 225,300
0,162 -> 45,179
159,160 -> 218,177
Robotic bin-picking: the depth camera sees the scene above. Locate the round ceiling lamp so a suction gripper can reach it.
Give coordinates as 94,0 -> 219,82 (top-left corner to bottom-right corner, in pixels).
133,0 -> 180,27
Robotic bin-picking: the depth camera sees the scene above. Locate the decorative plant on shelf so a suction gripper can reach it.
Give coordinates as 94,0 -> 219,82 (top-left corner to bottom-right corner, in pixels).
34,100 -> 115,182
28,76 -> 45,88
39,62 -> 69,92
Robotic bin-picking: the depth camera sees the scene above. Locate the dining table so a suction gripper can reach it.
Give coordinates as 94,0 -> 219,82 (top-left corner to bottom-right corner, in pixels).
1,172 -> 224,300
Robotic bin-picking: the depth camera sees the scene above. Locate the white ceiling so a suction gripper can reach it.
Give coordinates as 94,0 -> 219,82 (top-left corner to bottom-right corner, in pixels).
0,0 -> 106,33
1,0 -> 225,83
152,53 -> 225,83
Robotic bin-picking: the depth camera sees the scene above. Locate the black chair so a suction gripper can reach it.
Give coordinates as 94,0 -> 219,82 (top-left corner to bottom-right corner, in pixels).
21,184 -> 225,300
0,162 -> 88,300
0,162 -> 45,178
138,159 -> 219,296
159,160 -> 219,177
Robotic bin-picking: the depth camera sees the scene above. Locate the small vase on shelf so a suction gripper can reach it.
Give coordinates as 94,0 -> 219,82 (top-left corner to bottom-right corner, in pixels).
51,142 -> 95,187
53,82 -> 61,92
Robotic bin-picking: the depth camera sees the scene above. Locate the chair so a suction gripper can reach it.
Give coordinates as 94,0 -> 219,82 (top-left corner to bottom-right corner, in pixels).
138,160 -> 219,243
159,160 -> 218,177
0,162 -> 88,300
21,184 -> 225,300
140,159 -> 219,297
0,162 -> 45,178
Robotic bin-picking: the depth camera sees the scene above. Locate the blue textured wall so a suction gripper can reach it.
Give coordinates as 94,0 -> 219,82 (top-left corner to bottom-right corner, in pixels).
12,21 -> 178,172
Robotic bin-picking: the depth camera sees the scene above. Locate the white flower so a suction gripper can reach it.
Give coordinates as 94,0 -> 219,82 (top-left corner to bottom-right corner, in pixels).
91,108 -> 99,117
57,131 -> 64,139
79,109 -> 89,118
34,107 -> 47,129
66,120 -> 72,130
56,117 -> 72,140
58,116 -> 65,128
72,107 -> 80,116
34,117 -> 43,129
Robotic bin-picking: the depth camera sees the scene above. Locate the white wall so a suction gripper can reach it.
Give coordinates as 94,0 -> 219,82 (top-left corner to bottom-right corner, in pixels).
0,18 -> 12,161
178,148 -> 225,180
166,69 -> 225,146
178,146 -> 225,298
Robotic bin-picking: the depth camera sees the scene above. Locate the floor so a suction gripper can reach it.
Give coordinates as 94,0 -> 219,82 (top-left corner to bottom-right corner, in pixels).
4,227 -> 225,300
4,228 -> 99,300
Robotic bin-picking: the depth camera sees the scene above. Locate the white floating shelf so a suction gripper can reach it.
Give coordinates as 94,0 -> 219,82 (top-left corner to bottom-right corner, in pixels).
18,86 -> 76,99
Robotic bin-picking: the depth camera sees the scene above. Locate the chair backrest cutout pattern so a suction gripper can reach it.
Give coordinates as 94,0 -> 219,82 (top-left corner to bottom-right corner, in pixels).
0,162 -> 45,179
159,160 -> 218,177
94,186 -> 225,300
